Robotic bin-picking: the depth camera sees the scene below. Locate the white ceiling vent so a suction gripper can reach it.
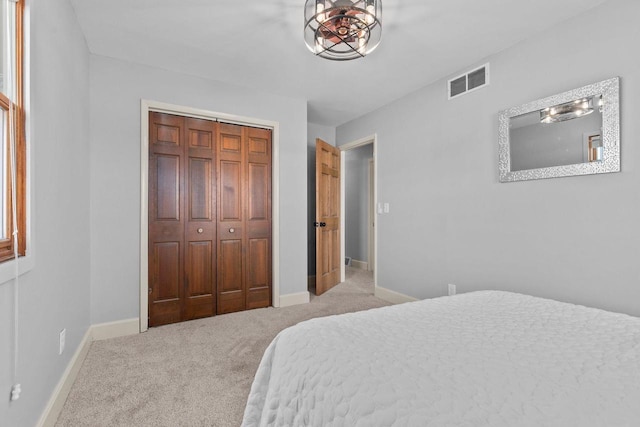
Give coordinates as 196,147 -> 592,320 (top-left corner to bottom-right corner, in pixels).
448,64 -> 490,99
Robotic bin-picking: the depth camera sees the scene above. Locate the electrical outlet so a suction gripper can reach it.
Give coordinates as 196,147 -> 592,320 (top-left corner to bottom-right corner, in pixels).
10,384 -> 21,401
448,284 -> 456,296
383,203 -> 390,213
59,329 -> 66,355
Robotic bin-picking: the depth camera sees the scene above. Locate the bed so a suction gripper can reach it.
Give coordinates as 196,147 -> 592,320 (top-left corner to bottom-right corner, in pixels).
241,290 -> 640,426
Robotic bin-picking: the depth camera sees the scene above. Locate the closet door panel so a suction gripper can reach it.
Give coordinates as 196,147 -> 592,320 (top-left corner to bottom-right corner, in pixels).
184,156 -> 216,320
149,242 -> 182,325
184,118 -> 217,320
184,240 -> 215,319
220,161 -> 242,221
188,158 -> 212,221
154,242 -> 181,300
246,128 -> 272,308
188,126 -> 213,149
248,163 -> 268,220
247,238 -> 269,308
155,155 -> 181,220
186,241 -> 213,295
218,239 -> 244,313
149,112 -> 185,326
217,123 -> 246,313
154,123 -> 180,147
220,129 -> 242,153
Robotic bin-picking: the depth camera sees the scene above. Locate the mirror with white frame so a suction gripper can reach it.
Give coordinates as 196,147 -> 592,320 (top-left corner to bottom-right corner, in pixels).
498,77 -> 620,182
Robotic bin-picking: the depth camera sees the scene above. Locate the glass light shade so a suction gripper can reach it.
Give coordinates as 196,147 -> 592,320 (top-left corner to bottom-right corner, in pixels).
304,0 -> 382,61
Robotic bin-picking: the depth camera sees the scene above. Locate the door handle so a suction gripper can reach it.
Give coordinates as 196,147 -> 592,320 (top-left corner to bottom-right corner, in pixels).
320,222 -> 326,227
313,222 -> 327,228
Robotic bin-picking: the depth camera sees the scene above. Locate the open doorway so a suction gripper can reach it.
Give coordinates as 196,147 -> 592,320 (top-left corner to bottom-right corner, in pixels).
344,144 -> 374,270
339,135 -> 377,290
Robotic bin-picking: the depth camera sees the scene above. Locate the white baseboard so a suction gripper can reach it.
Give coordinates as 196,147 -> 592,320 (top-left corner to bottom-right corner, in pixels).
36,328 -> 92,427
375,285 -> 418,304
37,318 -> 141,427
91,318 -> 139,341
350,259 -> 368,270
279,291 -> 310,307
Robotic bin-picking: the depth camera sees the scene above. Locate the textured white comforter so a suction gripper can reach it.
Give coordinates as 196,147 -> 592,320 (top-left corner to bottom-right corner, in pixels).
242,291 -> 640,426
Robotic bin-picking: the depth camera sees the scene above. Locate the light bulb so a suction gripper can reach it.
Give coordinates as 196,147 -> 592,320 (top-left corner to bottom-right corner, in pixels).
365,5 -> 375,24
358,37 -> 366,54
316,2 -> 325,21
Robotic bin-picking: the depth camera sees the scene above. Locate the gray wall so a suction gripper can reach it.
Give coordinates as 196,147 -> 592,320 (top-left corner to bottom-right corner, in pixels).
0,0 -> 91,424
337,0 -> 640,316
345,144 -> 373,263
90,55 -> 308,323
307,123 -> 336,276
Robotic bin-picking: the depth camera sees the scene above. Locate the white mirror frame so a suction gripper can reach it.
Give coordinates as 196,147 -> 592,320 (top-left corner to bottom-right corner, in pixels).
498,77 -> 620,182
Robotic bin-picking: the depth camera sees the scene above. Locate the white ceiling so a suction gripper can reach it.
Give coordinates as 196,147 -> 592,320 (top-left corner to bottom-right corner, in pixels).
69,0 -> 608,127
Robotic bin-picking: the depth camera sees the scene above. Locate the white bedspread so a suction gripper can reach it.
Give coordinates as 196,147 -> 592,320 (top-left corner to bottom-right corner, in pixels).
242,291 -> 640,426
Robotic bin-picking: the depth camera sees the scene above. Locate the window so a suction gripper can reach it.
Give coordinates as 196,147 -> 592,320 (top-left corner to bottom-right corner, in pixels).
0,0 -> 25,263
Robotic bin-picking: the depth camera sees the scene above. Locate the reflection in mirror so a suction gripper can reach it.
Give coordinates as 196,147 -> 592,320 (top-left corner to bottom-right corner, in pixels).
498,77 -> 620,182
510,96 -> 603,171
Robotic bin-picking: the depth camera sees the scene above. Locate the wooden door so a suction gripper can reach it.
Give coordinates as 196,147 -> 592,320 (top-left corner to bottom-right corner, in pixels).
245,127 -> 272,309
217,123 -> 245,314
217,124 -> 272,313
149,113 -> 185,326
315,138 -> 341,295
149,112 -> 271,325
149,113 -> 217,327
183,118 -> 217,320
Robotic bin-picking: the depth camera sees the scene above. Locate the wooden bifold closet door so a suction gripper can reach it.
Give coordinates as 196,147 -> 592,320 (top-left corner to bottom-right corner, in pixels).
148,112 -> 272,327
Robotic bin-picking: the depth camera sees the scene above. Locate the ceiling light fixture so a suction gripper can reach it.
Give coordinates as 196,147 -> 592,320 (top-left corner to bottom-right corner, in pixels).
304,0 -> 382,61
540,97 -> 595,123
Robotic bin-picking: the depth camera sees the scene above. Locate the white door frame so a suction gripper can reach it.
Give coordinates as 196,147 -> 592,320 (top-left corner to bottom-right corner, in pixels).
339,134 -> 377,286
139,99 -> 281,332
368,158 -> 375,272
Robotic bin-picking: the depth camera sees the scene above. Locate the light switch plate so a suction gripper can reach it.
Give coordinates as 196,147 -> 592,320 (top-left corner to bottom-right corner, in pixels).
59,329 -> 66,355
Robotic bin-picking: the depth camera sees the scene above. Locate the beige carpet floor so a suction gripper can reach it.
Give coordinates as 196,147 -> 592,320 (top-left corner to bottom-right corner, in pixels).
55,268 -> 389,427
